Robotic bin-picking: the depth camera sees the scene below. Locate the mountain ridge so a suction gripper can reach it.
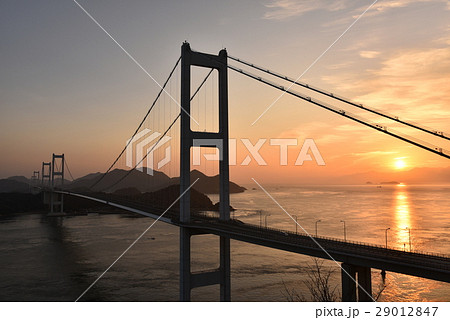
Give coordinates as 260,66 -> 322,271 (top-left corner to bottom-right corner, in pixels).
0,169 -> 246,194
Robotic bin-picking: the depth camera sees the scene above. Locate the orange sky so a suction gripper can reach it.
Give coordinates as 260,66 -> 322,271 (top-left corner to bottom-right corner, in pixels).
1,1 -> 449,184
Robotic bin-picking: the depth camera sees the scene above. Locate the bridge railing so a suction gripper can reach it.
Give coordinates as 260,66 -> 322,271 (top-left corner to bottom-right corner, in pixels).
194,212 -> 450,262
53,191 -> 450,264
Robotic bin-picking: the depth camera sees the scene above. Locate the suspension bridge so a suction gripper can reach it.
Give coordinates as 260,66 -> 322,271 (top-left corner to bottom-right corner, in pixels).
31,42 -> 450,302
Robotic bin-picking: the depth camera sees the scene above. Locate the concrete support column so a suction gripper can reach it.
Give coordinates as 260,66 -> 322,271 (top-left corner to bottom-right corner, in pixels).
356,266 -> 372,302
220,236 -> 231,301
180,227 -> 191,301
341,263 -> 373,302
341,263 -> 357,302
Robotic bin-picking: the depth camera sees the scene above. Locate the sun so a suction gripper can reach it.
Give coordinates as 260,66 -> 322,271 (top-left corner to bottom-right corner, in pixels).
394,158 -> 407,170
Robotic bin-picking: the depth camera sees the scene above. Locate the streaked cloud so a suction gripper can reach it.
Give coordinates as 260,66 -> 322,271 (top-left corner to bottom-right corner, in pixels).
350,150 -> 397,157
359,0 -> 450,18
264,0 -> 449,23
359,50 -> 380,58
322,35 -> 450,128
326,61 -> 355,70
355,46 -> 450,122
347,150 -> 399,165
323,0 -> 450,27
278,122 -> 368,145
263,0 -> 348,20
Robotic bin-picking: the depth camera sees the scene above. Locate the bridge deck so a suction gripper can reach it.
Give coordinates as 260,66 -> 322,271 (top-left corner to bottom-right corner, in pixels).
58,191 -> 450,283
185,214 -> 450,283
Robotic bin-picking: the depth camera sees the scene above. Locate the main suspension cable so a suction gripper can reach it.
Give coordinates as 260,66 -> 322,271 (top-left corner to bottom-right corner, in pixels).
99,68 -> 214,192
64,158 -> 75,182
90,56 -> 181,190
229,64 -> 450,160
103,113 -> 181,192
229,55 -> 450,141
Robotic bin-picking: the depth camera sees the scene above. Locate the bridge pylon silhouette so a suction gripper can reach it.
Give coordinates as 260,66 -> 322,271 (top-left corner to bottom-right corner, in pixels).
41,161 -> 52,203
49,153 -> 65,215
30,170 -> 40,194
179,42 -> 231,301
41,162 -> 51,187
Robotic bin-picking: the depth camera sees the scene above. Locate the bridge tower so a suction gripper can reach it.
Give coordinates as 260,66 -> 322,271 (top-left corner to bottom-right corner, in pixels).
179,42 -> 231,301
50,153 -> 65,214
30,171 -> 40,194
31,171 -> 40,186
41,162 -> 52,205
41,162 -> 51,186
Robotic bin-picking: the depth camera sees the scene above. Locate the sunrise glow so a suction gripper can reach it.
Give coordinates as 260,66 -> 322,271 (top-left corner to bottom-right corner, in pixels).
394,158 -> 407,170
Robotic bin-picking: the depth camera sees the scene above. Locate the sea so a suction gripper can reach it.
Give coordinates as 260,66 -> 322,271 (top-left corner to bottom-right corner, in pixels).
0,184 -> 449,301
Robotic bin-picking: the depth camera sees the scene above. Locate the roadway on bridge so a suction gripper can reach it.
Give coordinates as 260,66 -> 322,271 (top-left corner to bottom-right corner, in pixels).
58,190 -> 450,284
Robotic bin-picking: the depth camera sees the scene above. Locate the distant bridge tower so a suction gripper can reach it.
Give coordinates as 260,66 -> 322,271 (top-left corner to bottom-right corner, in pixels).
41,162 -> 51,187
50,153 -> 65,214
30,171 -> 40,194
41,162 -> 52,205
179,42 -> 231,301
31,171 -> 40,185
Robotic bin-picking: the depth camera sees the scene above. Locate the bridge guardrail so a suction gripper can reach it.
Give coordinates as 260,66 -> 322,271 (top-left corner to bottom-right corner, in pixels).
194,212 -> 450,262
55,191 -> 450,267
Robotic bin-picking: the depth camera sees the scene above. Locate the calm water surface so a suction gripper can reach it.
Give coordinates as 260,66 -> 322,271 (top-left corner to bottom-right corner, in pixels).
0,185 -> 449,301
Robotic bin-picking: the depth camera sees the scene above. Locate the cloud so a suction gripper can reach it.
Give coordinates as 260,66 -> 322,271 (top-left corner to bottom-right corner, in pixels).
323,0 -> 450,27
434,30 -> 450,46
277,122 -> 369,145
350,150 -> 397,157
345,150 -> 400,165
334,123 -> 369,132
265,0 -> 449,25
322,42 -> 450,130
355,47 -> 450,122
359,0 -> 450,18
295,43 -> 450,162
263,0 -> 348,20
359,50 -> 380,59
326,61 -> 355,70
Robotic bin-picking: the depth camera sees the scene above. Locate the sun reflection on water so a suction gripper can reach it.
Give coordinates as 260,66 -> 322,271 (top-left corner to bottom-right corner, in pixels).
394,186 -> 412,251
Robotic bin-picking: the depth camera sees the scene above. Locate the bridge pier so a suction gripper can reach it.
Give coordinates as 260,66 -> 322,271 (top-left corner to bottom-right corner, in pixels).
179,42 -> 231,301
219,236 -> 231,301
180,228 -> 231,301
341,263 -> 372,302
180,228 -> 191,301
